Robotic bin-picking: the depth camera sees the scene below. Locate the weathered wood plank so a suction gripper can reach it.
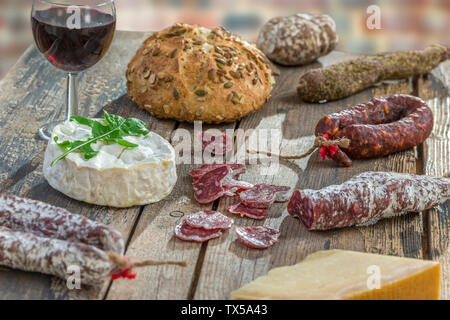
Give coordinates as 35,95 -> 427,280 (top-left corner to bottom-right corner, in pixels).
419,60 -> 450,299
106,122 -> 237,299
193,52 -> 424,299
0,31 -> 164,300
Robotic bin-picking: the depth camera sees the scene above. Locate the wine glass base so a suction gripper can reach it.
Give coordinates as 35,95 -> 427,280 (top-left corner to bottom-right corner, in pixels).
38,121 -> 65,141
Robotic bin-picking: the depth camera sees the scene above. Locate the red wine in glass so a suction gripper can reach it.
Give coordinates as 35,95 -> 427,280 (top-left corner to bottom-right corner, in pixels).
31,0 -> 116,140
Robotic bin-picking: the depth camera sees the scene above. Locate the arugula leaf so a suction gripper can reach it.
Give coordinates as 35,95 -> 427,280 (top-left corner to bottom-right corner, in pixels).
51,110 -> 149,166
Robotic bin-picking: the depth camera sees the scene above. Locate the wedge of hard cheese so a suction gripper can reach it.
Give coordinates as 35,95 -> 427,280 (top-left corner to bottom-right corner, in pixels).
231,250 -> 440,300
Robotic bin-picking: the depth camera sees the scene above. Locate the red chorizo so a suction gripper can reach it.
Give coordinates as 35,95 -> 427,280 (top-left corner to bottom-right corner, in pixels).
287,171 -> 450,230
315,94 -> 433,166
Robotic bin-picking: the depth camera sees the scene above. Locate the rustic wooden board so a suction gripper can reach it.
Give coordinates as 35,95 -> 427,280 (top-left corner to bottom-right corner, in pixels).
0,31 -> 152,299
418,60 -> 450,299
193,52 -> 425,299
0,31 -> 448,300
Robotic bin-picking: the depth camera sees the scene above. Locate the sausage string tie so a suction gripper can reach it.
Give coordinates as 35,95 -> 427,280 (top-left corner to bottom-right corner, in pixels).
247,134 -> 350,161
108,252 -> 187,280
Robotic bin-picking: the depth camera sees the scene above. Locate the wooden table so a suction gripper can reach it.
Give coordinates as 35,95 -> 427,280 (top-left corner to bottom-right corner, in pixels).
0,31 -> 449,300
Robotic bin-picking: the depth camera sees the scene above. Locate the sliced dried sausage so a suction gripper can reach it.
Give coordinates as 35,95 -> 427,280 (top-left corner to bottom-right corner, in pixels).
227,203 -> 268,220
192,166 -> 230,204
198,131 -> 233,155
189,163 -> 245,180
185,210 -> 233,230
235,226 -> 280,249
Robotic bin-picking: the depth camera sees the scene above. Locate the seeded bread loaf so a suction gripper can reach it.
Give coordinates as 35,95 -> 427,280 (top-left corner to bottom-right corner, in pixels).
257,13 -> 338,66
126,23 -> 275,123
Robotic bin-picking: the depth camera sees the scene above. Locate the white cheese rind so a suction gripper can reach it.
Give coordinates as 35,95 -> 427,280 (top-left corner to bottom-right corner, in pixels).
43,120 -> 177,207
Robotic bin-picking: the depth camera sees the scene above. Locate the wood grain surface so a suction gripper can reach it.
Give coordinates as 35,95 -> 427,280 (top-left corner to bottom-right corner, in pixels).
0,31 -> 448,300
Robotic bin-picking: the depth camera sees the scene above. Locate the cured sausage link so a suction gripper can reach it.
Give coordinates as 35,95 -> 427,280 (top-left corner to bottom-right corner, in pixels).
287,172 -> 450,230
0,194 -> 124,254
315,95 -> 433,166
297,44 -> 448,102
0,226 -> 114,286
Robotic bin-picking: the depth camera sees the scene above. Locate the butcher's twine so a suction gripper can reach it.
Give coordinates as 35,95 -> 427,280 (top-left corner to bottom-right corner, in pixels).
108,252 -> 187,280
247,134 -> 350,161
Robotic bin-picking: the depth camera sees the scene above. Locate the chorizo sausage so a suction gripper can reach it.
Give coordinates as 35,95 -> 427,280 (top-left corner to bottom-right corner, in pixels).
0,194 -> 125,254
315,94 -> 433,166
287,171 -> 450,230
297,44 -> 448,102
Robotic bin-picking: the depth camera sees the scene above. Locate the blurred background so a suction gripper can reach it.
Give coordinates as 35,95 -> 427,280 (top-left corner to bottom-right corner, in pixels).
0,0 -> 449,79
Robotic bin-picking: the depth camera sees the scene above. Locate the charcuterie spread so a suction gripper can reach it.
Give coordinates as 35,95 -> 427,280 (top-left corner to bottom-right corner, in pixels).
287,171 -> 450,230
2,9 -> 450,300
226,184 -> 290,220
257,13 -> 338,66
43,112 -> 177,207
227,202 -> 268,220
0,195 -> 185,285
175,210 -> 233,242
126,23 -> 275,123
231,250 -> 441,300
235,226 -> 280,249
191,163 -> 253,203
297,44 -> 449,102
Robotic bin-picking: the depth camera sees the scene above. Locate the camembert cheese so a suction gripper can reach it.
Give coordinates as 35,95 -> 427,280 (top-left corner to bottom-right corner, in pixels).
43,120 -> 177,207
231,250 -> 440,300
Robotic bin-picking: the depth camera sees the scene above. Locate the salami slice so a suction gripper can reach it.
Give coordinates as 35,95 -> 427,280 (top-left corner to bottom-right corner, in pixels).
287,171 -> 450,230
185,210 -> 233,230
240,184 -> 291,208
199,131 -> 233,155
189,163 -> 246,180
174,220 -> 223,242
222,176 -> 254,196
227,202 -> 268,220
192,166 -> 230,204
235,226 -> 280,249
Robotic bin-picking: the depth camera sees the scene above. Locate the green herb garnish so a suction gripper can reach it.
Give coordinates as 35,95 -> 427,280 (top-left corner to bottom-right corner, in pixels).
51,110 -> 149,166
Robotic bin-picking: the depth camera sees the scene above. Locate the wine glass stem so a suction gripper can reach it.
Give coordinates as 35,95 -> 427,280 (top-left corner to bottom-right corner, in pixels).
66,72 -> 78,121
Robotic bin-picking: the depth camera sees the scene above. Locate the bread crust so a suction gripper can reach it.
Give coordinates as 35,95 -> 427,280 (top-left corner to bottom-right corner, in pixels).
126,23 -> 275,123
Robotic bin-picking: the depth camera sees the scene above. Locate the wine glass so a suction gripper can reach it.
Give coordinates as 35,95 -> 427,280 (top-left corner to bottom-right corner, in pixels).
31,0 -> 116,140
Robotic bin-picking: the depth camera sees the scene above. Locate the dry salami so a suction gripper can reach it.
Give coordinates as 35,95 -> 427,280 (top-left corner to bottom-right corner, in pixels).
0,194 -> 124,254
227,202 -> 268,220
287,171 -> 450,230
185,210 -> 234,230
240,184 -> 290,208
222,177 -> 254,196
235,226 -> 280,249
199,131 -> 233,155
0,226 -> 114,286
314,95 -> 434,166
192,166 -> 230,204
189,163 -> 246,180
174,220 -> 223,242
297,44 -> 449,102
